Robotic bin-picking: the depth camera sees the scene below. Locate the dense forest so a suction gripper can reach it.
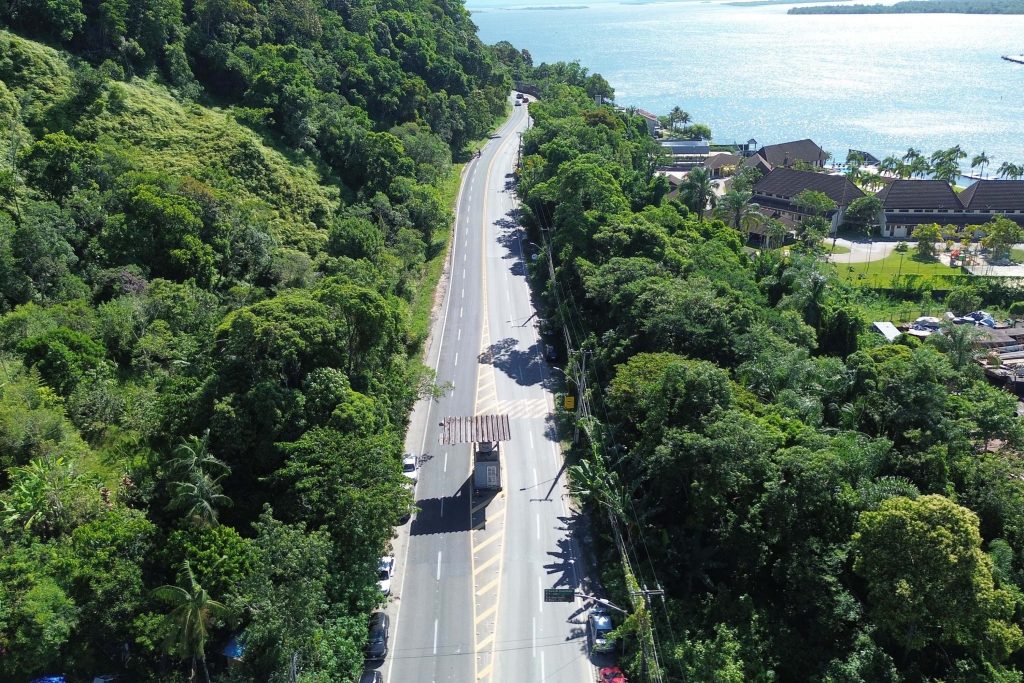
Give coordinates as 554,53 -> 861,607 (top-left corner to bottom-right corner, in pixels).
0,0 -> 514,680
790,0 -> 1024,14
508,73 -> 1024,681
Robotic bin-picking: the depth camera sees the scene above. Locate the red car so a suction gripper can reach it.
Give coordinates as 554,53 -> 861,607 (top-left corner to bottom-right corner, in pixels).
599,666 -> 628,683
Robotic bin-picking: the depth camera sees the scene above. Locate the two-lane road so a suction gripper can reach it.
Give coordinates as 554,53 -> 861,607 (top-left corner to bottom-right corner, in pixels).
386,98 -> 593,683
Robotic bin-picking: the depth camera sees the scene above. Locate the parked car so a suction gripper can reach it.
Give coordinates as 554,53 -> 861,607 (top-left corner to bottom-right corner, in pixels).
358,671 -> 384,683
599,666 -> 628,683
402,453 -> 418,485
365,611 -> 390,660
522,97 -> 530,103
516,93 -> 524,99
515,100 -> 522,107
378,556 -> 395,595
588,606 -> 616,653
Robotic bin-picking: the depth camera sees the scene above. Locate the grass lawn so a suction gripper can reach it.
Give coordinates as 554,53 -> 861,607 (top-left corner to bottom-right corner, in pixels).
1012,247 -> 1024,263
837,251 -> 964,288
824,241 -> 851,254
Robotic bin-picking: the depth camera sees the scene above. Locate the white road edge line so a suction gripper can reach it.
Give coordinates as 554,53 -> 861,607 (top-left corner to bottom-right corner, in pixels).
538,575 -> 543,614
391,128 -> 472,683
533,617 -> 537,657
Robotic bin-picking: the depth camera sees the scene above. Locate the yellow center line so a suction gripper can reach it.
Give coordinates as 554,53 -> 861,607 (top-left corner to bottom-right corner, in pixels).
473,531 -> 503,554
475,603 -> 499,625
475,576 -> 500,597
470,107 -> 524,683
474,553 -> 501,576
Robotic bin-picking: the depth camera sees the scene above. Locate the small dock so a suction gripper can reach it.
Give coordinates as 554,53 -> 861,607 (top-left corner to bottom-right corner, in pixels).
1003,55 -> 1024,64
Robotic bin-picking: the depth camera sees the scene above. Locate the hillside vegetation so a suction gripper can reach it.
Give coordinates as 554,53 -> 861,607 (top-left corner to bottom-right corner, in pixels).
0,0 -> 512,679
509,71 -> 1024,682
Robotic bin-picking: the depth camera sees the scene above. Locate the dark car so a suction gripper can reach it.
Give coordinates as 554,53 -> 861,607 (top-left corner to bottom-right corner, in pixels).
365,611 -> 390,660
588,606 -> 615,653
359,671 -> 384,683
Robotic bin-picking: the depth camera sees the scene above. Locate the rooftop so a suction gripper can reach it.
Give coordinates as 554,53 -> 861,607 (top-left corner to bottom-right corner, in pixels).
753,167 -> 864,206
959,180 -> 1024,212
875,179 -> 962,210
757,138 -> 827,168
660,139 -> 710,154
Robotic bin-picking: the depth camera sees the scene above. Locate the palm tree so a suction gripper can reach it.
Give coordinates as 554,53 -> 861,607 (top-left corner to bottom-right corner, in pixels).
971,151 -> 991,179
902,147 -> 921,163
998,162 -> 1024,180
679,167 -> 716,220
167,434 -> 228,480
878,155 -> 901,176
154,561 -> 231,683
668,106 -> 690,131
764,219 -> 788,250
740,208 -> 766,241
715,188 -> 761,234
167,476 -> 232,527
166,435 -> 232,527
860,172 -> 886,193
908,155 -> 931,178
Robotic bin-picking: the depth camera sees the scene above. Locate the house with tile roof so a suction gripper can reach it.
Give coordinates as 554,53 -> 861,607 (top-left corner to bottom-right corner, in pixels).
704,152 -> 741,178
752,168 -> 864,232
876,180 -> 964,238
635,109 -> 661,137
876,179 -> 1024,238
958,180 -> 1024,219
755,139 -> 829,170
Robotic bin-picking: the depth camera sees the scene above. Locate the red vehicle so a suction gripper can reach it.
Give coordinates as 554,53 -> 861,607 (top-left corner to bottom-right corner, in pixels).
598,666 -> 628,683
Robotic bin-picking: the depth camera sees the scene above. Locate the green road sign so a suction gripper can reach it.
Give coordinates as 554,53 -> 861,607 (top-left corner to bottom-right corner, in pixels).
544,588 -> 575,603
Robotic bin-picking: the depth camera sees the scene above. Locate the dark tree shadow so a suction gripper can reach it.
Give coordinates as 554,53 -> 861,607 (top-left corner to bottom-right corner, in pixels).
479,336 -> 547,386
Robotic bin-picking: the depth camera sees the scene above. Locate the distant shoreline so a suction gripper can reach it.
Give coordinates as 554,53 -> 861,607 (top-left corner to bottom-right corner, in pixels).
728,0 -> 851,6
790,0 -> 1024,14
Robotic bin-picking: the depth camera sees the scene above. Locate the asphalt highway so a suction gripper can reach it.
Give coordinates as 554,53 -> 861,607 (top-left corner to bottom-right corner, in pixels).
383,97 -> 595,683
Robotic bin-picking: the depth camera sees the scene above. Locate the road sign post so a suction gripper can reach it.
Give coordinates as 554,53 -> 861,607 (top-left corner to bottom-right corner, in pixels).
543,588 -> 575,603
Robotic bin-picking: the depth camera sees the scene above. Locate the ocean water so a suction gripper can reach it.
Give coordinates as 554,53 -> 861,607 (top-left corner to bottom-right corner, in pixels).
468,0 -> 1024,166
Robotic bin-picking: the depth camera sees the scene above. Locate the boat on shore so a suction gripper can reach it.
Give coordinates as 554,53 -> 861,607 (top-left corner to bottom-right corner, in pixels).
1003,54 -> 1024,64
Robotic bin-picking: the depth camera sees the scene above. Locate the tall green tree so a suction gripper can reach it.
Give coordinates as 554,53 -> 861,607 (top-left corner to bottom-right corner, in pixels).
853,495 -> 1023,661
911,222 -> 943,260
153,560 -> 232,683
971,151 -> 991,178
165,434 -> 232,528
679,167 -> 716,220
981,216 -> 1024,262
714,188 -> 761,235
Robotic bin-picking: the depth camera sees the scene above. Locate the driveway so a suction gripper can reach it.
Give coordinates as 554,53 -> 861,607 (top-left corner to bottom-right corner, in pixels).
828,238 -> 907,264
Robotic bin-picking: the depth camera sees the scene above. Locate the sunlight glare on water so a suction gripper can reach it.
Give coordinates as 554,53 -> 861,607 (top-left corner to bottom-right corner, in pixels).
469,0 -> 1024,162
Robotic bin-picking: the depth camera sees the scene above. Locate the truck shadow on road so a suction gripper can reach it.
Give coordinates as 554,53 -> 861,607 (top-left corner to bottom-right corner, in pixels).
409,477 -> 473,536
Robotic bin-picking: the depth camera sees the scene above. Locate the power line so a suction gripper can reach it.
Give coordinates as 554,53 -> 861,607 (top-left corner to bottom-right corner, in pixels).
520,146 -> 675,683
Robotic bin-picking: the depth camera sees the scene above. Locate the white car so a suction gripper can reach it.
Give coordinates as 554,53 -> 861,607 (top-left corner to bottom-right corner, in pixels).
402,453 -> 419,485
378,556 -> 395,595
